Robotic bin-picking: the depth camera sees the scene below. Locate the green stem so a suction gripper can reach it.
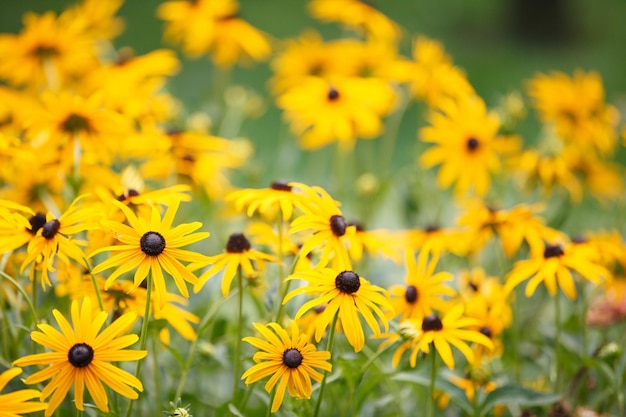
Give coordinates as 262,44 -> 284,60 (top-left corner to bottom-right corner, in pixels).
124,273 -> 152,417
581,282 -> 589,359
82,255 -> 104,312
174,292 -> 235,401
232,269 -> 244,405
152,334 -> 162,411
274,215 -> 286,323
312,312 -> 339,417
554,292 -> 561,392
616,364 -> 625,417
275,252 -> 301,325
380,87 -> 408,178
427,346 -> 438,417
0,270 -> 38,325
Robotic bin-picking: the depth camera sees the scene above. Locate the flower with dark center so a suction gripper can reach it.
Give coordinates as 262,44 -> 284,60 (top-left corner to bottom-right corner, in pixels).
327,87 -> 340,101
479,326 -> 492,339
466,137 -> 480,152
543,244 -> 564,258
61,113 -> 92,134
335,270 -> 360,294
270,180 -> 292,192
329,215 -> 347,237
421,314 -> 443,331
226,233 -> 251,253
404,285 -> 418,304
282,348 -> 303,369
27,212 -> 47,235
41,219 -> 61,239
139,231 -> 166,256
68,343 -> 94,368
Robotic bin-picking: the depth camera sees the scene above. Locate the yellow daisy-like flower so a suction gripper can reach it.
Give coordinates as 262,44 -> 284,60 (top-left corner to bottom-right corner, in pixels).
90,198 -> 209,309
344,221 -> 401,263
209,16 -> 271,67
192,232 -> 277,296
391,304 -> 494,369
241,321 -> 332,413
308,0 -> 401,42
388,250 -> 455,322
283,266 -> 391,352
20,195 -> 96,289
289,182 -> 355,268
12,297 -> 147,417
504,242 -> 611,300
0,367 -> 48,416
277,76 -> 396,151
226,180 -> 307,222
404,224 -> 469,258
419,95 -> 520,197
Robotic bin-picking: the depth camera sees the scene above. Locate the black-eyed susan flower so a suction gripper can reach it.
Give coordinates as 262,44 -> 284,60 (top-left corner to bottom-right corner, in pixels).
289,182 -> 354,268
20,195 -> 96,289
283,266 -> 391,352
226,180 -> 307,222
390,304 -> 494,369
404,224 -> 469,258
388,250 -> 455,322
419,95 -> 520,197
192,232 -> 277,296
0,367 -> 48,416
12,297 -> 147,417
504,241 -> 611,300
242,321 -> 332,413
277,76 -> 395,151
209,15 -> 271,68
90,198 -> 209,309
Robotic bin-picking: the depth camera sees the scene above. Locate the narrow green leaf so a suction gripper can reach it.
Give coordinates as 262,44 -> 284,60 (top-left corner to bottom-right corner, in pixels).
479,385 -> 560,416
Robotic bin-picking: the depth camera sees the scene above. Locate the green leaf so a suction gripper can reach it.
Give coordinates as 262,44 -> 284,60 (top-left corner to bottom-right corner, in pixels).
479,385 -> 561,416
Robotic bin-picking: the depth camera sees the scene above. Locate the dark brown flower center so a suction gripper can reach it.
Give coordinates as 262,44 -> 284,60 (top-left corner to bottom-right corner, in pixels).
469,282 -> 479,292
140,231 -> 166,256
68,343 -> 94,368
424,225 -> 440,233
466,137 -> 480,152
543,244 -> 564,259
479,326 -> 492,338
335,271 -> 360,294
329,215 -> 347,237
270,181 -> 292,192
41,219 -> 60,239
61,113 -> 92,134
421,314 -> 443,331
27,212 -> 47,235
32,45 -> 59,59
226,233 -> 251,253
404,285 -> 419,304
283,348 -> 303,368
117,189 -> 140,201
327,87 -> 340,101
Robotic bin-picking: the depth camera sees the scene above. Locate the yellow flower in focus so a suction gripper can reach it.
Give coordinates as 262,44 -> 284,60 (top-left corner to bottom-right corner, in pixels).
226,180 -> 308,222
0,368 -> 48,416
241,322 -> 332,413
284,267 -> 391,352
504,242 -> 611,300
90,199 -> 209,309
388,251 -> 455,322
420,95 -> 520,197
308,0 -> 401,42
12,297 -> 147,417
278,76 -> 396,151
192,232 -> 277,296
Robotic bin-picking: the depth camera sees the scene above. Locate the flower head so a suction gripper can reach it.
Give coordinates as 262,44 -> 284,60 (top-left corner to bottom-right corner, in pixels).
12,297 -> 147,417
241,321 -> 332,412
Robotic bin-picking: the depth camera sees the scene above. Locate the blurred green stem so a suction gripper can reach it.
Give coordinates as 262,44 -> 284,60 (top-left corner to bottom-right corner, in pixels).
312,312 -> 339,417
232,269 -> 244,405
82,255 -> 104,312
554,292 -> 561,392
152,333 -> 162,411
380,87 -> 408,178
427,347 -> 437,417
0,270 -> 38,325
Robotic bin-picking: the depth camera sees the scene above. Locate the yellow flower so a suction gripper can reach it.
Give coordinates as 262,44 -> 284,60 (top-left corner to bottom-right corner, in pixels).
504,242 -> 611,300
20,195 -> 96,289
527,70 -> 620,155
90,198 -> 209,309
210,16 -> 271,67
390,304 -> 494,369
277,76 -> 395,151
283,267 -> 391,352
344,221 -> 402,263
0,11 -> 97,89
404,224 -> 469,258
226,180 -> 308,222
420,95 -> 520,196
288,182 -> 355,268
0,200 -> 37,253
192,232 -> 277,296
308,0 -> 401,42
12,297 -> 147,417
388,251 -> 455,322
241,321 -> 332,413
0,368 -> 48,416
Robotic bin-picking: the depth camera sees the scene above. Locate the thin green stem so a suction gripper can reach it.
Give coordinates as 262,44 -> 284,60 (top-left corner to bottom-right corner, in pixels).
82,255 -> 104,312
174,292 -> 235,401
312,312 -> 339,417
152,333 -> 162,411
380,87 -> 408,178
124,273 -> 152,417
427,347 -> 438,417
274,215 -> 286,323
554,292 -> 561,392
232,269 -> 244,405
581,282 -> 589,359
0,270 -> 38,324
275,252 -> 301,324
616,364 -> 625,417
